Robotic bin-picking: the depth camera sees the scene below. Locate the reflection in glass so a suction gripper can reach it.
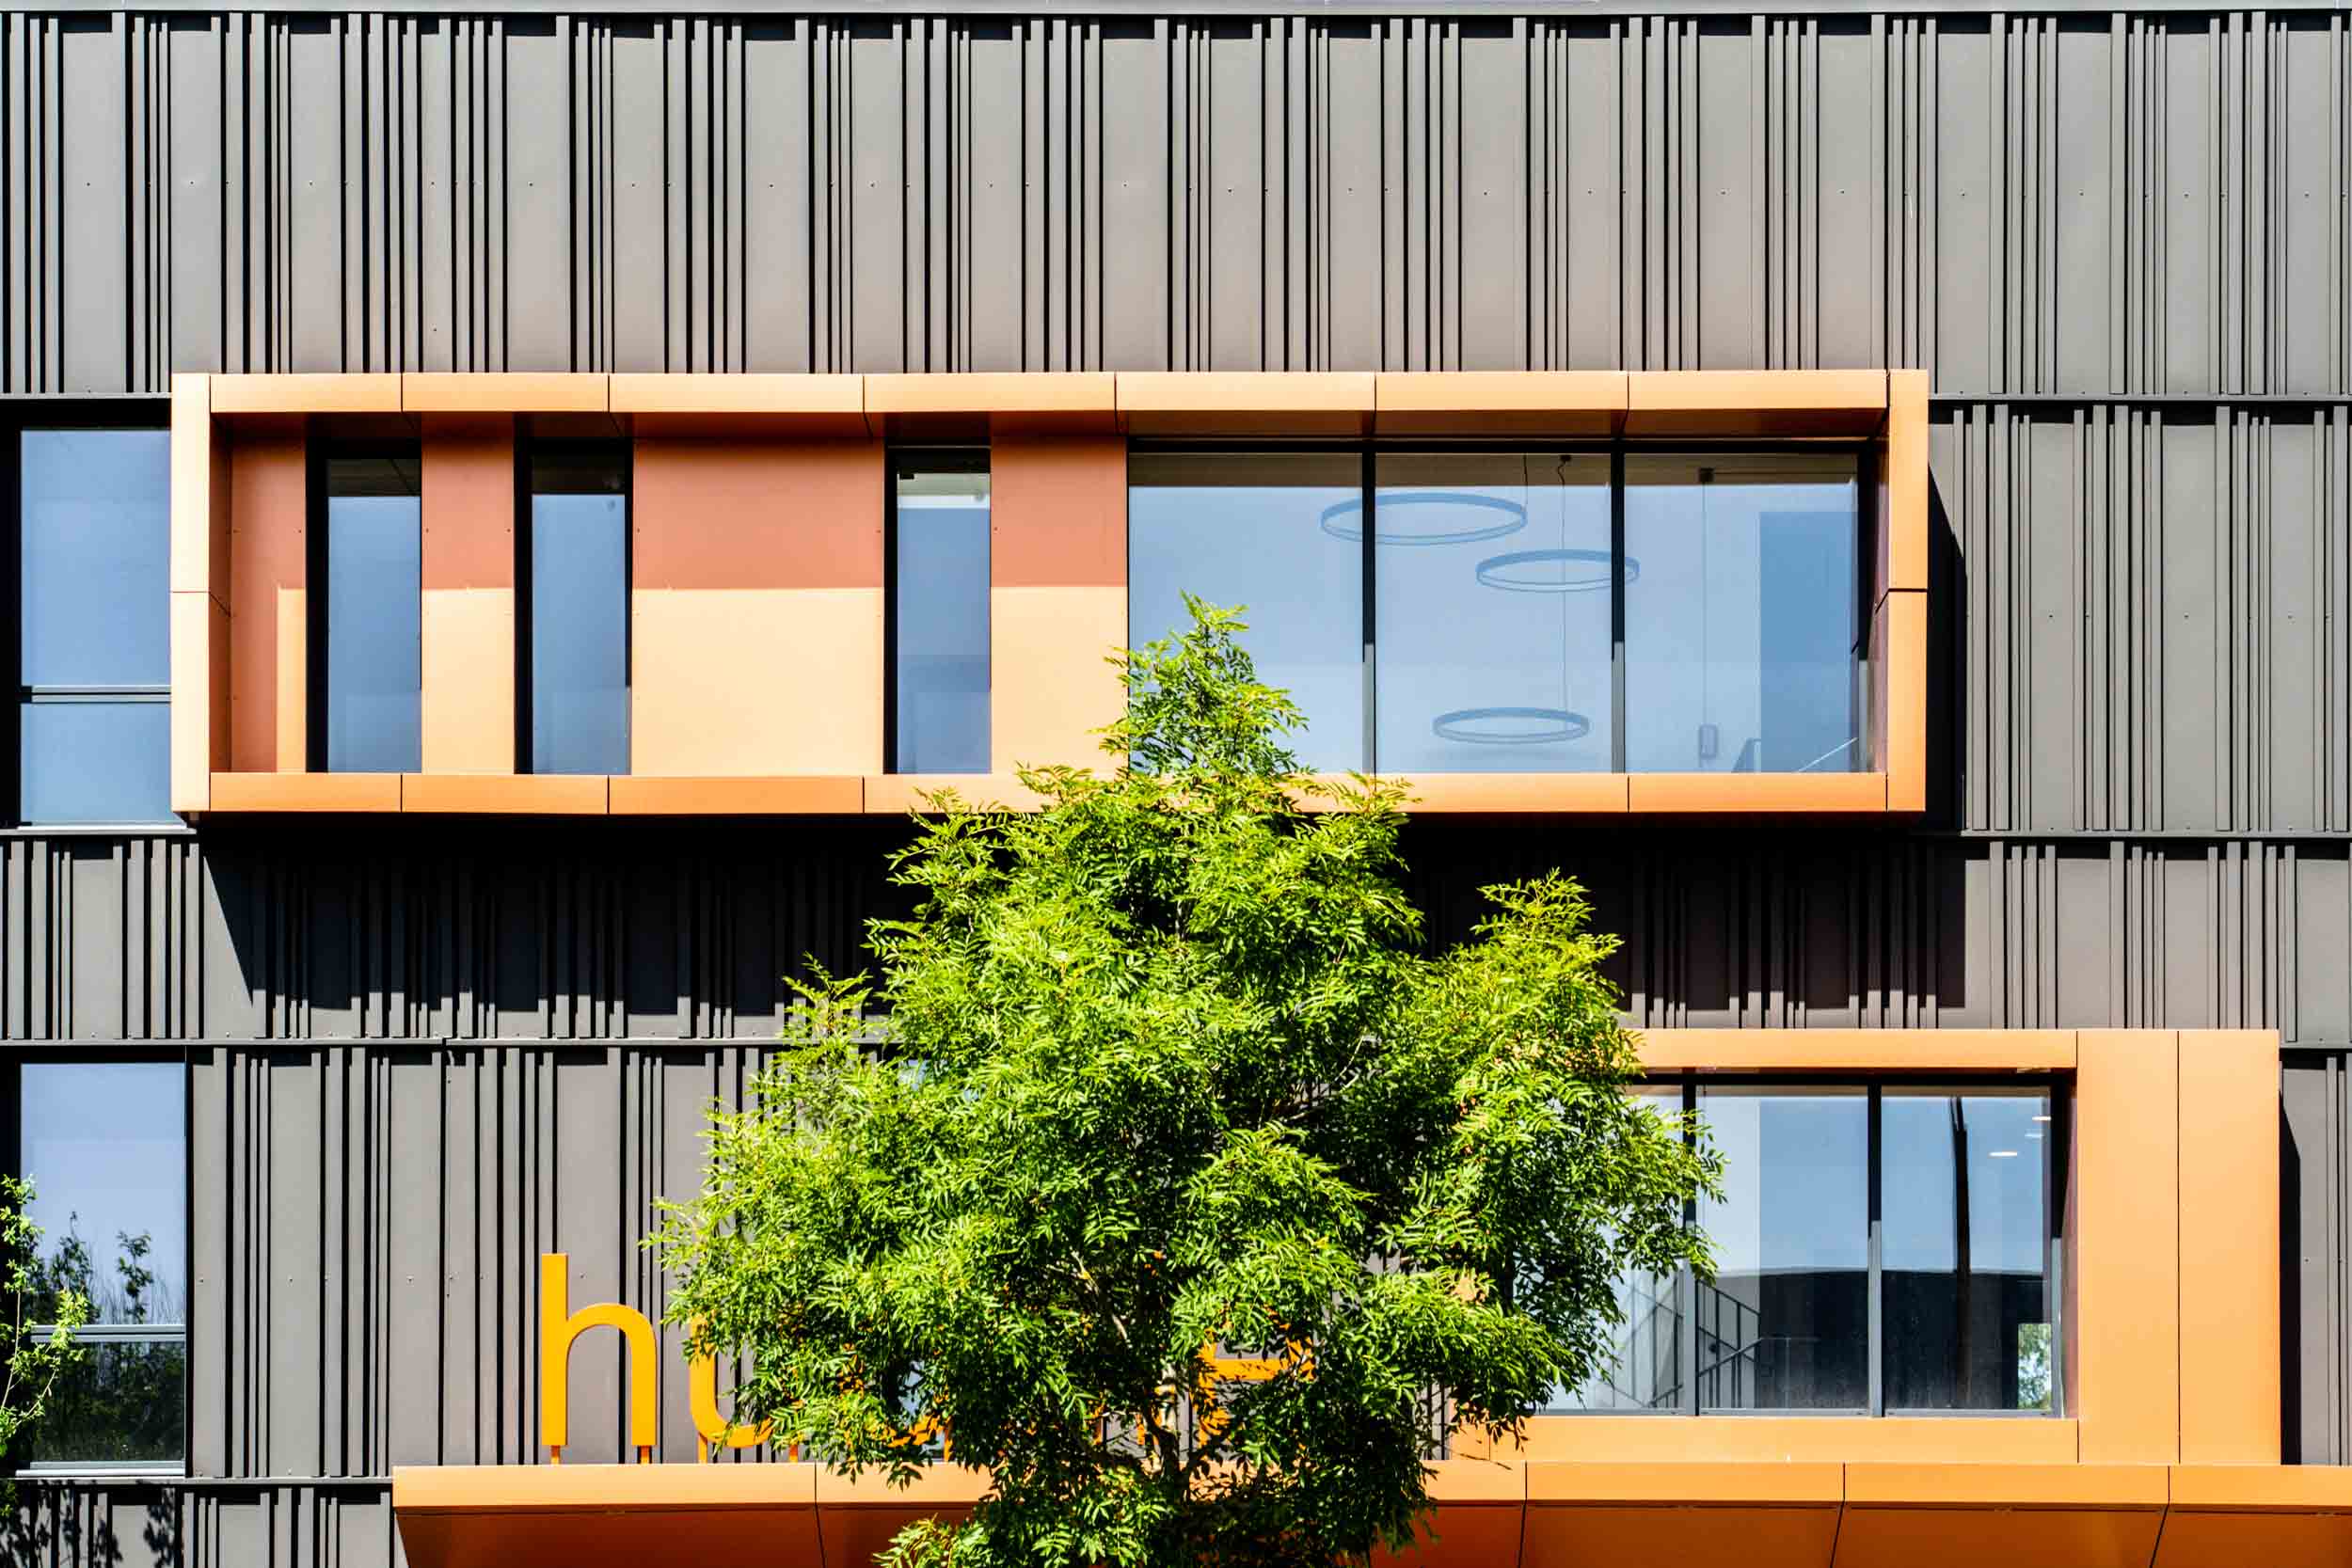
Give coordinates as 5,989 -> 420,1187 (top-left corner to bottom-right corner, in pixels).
19,702 -> 170,825
21,430 -> 171,687
1549,1088 -> 1685,1411
531,448 -> 630,775
1129,452 -> 1364,771
21,1062 -> 185,1327
1882,1088 -> 2053,1410
1375,453 -> 1613,773
894,458 -> 991,773
1696,1087 -> 1868,1410
17,1338 -> 187,1466
1624,453 -> 1860,774
325,453 -> 423,773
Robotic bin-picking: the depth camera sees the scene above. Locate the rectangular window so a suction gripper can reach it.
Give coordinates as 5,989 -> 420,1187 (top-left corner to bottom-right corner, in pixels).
526,445 -> 630,775
318,451 -> 423,772
1551,1079 -> 2062,1419
1127,445 -> 1865,777
18,429 -> 172,824
1128,451 -> 1364,770
16,1059 -> 186,1470
890,453 -> 992,774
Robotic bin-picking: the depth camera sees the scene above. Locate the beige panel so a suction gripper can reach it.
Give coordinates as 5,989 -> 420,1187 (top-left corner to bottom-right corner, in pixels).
1505,1416 -> 2079,1466
2176,1030 -> 2281,1464
1373,774 -> 1629,814
609,776 -> 866,815
867,372 -> 1116,414
421,588 -> 516,773
2074,1029 -> 2180,1464
275,587 -> 307,771
400,774 -> 608,815
170,592 -> 229,813
1884,369 -> 1930,593
169,374 -> 221,595
1635,1028 -> 2076,1073
631,588 -> 882,776
1374,371 -> 1628,436
991,585 -> 1125,776
403,372 -> 610,413
211,772 -> 403,812
609,373 -> 866,417
1628,772 -> 1889,813
1116,371 -> 1374,436
211,372 -> 405,414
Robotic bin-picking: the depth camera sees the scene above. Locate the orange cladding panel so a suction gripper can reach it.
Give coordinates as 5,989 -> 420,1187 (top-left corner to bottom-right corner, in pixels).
2176,1029 -> 2281,1463
992,586 -> 1123,774
990,434 -> 1125,588
1627,771 -> 1887,813
633,439 -> 882,591
1520,1505 -> 1839,1568
1881,590 -> 1927,812
1830,1508 -> 2161,1568
227,430 -> 308,772
171,592 -> 229,813
1884,370 -> 1930,593
1504,1416 -> 2079,1466
420,417 -> 516,771
2074,1029 -> 2181,1464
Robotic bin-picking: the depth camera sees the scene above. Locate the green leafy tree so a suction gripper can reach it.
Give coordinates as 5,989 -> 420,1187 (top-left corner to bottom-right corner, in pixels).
654,598 -> 1719,1568
1,1178 -> 89,1475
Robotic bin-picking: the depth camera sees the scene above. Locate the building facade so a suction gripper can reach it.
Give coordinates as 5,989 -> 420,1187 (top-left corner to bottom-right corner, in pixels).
2,3 -> 2350,1564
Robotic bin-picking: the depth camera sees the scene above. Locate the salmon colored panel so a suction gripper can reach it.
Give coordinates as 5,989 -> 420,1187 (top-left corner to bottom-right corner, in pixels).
1359,774 -> 1629,814
1504,1416 -> 2079,1465
276,587 -> 308,770
421,589 -> 515,773
631,588 -> 882,775
403,372 -> 609,414
1624,370 -> 1887,437
633,439 -> 882,591
610,372 -> 866,417
609,776 -> 866,815
400,774 -> 607,815
1628,771 -> 1888,813
210,773 -> 402,812
1520,1505 -> 1839,1568
211,372 -> 405,414
1375,371 -> 1628,436
170,592 -> 230,813
1635,1028 -> 2076,1073
170,375 -> 227,595
867,372 -> 1116,415
227,430 -> 307,773
2075,1029 -> 2181,1464
1117,371 -> 1375,436
421,416 -> 516,588
1885,370 -> 1930,593
992,585 -> 1124,775
2176,1029 -> 2281,1464
991,434 -> 1125,588
863,773 -> 1054,815
1831,1509 -> 2161,1568
1883,591 -> 1927,812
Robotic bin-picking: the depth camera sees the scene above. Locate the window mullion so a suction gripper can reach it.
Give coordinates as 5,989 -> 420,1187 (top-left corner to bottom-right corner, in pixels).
1867,1083 -> 1885,1418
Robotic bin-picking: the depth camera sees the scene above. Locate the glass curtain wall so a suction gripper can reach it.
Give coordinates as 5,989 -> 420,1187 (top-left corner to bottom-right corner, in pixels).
528,446 -> 631,775
891,453 -> 992,773
320,451 -> 423,772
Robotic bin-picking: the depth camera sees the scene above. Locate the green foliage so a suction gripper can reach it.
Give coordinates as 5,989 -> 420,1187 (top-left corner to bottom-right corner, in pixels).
653,595 -> 1720,1568
0,1178 -> 90,1474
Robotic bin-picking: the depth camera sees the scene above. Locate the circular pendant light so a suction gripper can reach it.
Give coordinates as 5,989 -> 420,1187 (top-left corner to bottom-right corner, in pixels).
1472,547 -> 1639,594
1429,706 -> 1593,746
1318,490 -> 1529,546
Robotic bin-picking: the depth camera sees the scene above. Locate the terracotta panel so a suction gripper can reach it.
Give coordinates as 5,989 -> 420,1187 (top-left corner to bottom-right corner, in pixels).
2158,1469 -> 2352,1568
1375,371 -> 1628,436
394,1465 -> 820,1568
211,372 -> 405,415
226,430 -> 308,772
170,592 -> 229,813
1882,591 -> 1927,812
2074,1029 -> 2181,1465
1624,370 -> 1888,436
1117,371 -> 1375,436
421,589 -> 516,774
2176,1029 -> 2281,1464
1520,1504 -> 1839,1568
633,439 -> 882,591
1634,1028 -> 2076,1073
1627,771 -> 1888,813
609,776 -> 866,815
1884,369 -> 1930,593
400,774 -> 609,815
631,588 -> 883,776
403,372 -> 609,414
1504,1416 -> 2080,1466
210,772 -> 403,812
991,434 -> 1125,589
276,587 -> 308,770
992,585 -> 1125,775
169,374 -> 226,595
610,372 -> 866,416
863,773 -> 1054,815
421,416 -> 516,588
867,372 -> 1116,414
1831,1506 -> 2161,1568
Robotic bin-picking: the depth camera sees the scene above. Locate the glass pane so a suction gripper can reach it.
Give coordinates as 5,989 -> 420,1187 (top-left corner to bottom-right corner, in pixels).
1882,1088 -> 2054,1411
894,459 -> 991,774
1375,452 -> 1613,773
1128,452 -> 1364,771
18,1337 -> 185,1466
530,450 -> 630,775
19,702 -> 171,825
21,430 -> 170,686
1624,453 -> 1860,774
1696,1086 -> 1868,1410
21,1062 -> 185,1327
326,455 -> 423,773
1549,1087 -> 1685,1411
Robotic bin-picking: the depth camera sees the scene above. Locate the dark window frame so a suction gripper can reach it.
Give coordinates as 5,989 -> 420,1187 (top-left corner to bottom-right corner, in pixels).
516,435 -> 634,777
1546,1071 -> 2069,1421
0,1044 -> 192,1477
306,436 -> 424,774
1127,437 -> 1876,778
884,445 -> 992,776
5,405 -> 178,829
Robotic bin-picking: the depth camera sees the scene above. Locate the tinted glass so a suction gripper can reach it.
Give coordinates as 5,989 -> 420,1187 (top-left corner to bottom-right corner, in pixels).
1374,453 -> 1613,772
22,1062 -> 185,1326
1549,1087 -> 1685,1411
18,1338 -> 185,1466
19,702 -> 171,825
1129,452 -> 1364,771
530,450 -> 629,775
1624,453 -> 1860,774
326,455 -> 423,773
21,430 -> 170,686
894,460 -> 990,773
1696,1086 -> 1868,1410
1882,1088 -> 2054,1410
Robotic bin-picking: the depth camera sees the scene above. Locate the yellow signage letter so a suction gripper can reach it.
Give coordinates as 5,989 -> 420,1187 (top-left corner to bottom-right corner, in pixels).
539,1252 -> 660,1463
